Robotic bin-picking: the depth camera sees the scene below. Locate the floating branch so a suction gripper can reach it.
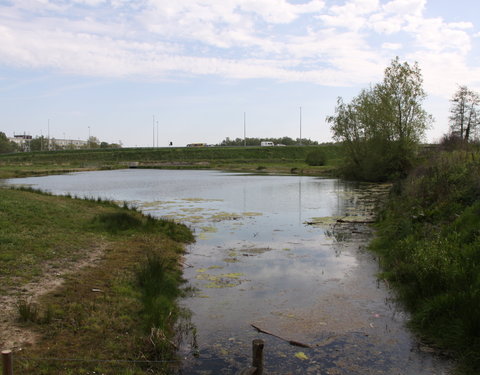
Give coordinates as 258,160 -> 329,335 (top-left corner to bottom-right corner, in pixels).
250,324 -> 311,348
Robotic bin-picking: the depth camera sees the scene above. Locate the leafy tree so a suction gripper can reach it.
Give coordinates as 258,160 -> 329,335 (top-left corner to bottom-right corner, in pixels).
30,136 -> 47,151
327,57 -> 432,181
449,85 -> 480,141
86,136 -> 100,149
0,132 -> 17,153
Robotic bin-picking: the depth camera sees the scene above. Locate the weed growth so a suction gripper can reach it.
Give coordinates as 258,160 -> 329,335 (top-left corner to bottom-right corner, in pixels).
371,149 -> 480,373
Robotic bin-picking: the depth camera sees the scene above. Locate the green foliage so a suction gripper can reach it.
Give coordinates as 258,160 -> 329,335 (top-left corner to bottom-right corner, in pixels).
0,132 -> 16,154
371,149 -> 480,373
327,57 -> 432,181
29,136 -> 47,151
305,149 -> 326,166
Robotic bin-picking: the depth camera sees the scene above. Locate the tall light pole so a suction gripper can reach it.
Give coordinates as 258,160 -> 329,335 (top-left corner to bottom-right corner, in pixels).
156,121 -> 159,148
299,106 -> 302,146
152,115 -> 155,148
244,112 -> 246,147
88,126 -> 91,148
47,119 -> 50,150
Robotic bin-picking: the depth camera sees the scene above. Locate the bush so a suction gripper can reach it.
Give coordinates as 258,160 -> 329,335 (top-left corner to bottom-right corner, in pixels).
305,150 -> 326,166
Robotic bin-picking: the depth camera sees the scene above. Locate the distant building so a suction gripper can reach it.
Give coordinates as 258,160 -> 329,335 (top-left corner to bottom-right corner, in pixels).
9,133 -> 88,151
9,134 -> 32,152
50,138 -> 88,149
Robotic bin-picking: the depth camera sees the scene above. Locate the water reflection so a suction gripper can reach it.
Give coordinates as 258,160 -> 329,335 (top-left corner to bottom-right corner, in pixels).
1,170 -> 452,374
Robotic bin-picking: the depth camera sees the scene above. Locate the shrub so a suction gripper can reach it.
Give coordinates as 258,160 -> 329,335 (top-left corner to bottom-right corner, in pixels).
305,150 -> 326,166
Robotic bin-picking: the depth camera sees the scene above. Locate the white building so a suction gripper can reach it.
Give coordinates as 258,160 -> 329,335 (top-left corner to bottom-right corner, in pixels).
9,134 -> 88,151
9,134 -> 32,151
49,138 -> 88,149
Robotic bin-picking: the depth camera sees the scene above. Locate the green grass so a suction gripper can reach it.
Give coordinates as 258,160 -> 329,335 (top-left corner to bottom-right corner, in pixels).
0,187 -> 194,374
370,149 -> 480,374
0,144 -> 344,178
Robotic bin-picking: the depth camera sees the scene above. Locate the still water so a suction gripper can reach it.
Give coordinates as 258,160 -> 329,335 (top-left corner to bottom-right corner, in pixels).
3,169 -> 452,374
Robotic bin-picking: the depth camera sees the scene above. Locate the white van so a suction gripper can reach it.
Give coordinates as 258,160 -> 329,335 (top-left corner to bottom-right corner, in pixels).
260,141 -> 274,147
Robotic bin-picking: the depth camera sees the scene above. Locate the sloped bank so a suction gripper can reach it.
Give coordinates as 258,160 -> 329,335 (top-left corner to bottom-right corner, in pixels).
0,188 -> 194,374
370,149 -> 480,374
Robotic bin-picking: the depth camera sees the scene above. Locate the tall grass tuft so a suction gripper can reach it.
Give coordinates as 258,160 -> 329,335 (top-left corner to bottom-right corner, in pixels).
92,210 -> 193,241
94,212 -> 143,233
136,253 -> 184,361
17,299 -> 39,323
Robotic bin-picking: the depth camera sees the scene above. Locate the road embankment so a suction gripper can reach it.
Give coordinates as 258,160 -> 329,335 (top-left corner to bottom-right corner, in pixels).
0,144 -> 343,178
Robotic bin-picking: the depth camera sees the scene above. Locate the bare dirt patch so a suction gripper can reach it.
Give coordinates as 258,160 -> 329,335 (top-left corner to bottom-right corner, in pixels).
0,243 -> 107,350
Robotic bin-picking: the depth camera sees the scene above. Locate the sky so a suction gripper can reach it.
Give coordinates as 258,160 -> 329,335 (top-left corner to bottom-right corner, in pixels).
1,0 -> 479,147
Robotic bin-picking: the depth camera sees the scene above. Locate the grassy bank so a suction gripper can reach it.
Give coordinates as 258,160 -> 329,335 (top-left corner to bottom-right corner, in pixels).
0,144 -> 343,178
370,148 -> 480,374
0,188 -> 194,374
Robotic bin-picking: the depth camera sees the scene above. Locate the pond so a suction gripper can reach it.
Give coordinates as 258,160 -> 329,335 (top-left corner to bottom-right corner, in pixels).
2,169 -> 453,374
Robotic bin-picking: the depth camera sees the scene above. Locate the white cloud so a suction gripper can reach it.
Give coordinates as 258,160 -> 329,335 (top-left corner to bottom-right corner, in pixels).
0,0 -> 478,99
72,0 -> 106,5
382,0 -> 426,16
382,42 -> 402,50
317,0 -> 379,31
405,16 -> 472,55
407,51 -> 480,97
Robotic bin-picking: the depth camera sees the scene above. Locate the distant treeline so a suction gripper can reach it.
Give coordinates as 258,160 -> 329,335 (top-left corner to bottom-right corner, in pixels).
218,137 -> 318,146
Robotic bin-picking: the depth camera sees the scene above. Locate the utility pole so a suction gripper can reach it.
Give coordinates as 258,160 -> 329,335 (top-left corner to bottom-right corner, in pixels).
152,115 -> 155,148
156,121 -> 159,148
244,112 -> 246,147
299,106 -> 302,146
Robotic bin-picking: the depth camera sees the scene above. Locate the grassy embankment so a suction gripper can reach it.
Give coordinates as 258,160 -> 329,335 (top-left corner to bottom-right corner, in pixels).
0,188 -> 194,374
370,147 -> 480,374
0,144 -> 343,179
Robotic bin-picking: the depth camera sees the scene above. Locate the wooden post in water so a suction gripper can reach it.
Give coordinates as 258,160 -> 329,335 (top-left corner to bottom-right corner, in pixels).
237,339 -> 264,375
2,350 -> 13,375
252,339 -> 264,375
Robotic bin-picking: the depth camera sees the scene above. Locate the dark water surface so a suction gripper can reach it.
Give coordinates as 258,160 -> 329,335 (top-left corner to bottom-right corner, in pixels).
2,169 -> 453,374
